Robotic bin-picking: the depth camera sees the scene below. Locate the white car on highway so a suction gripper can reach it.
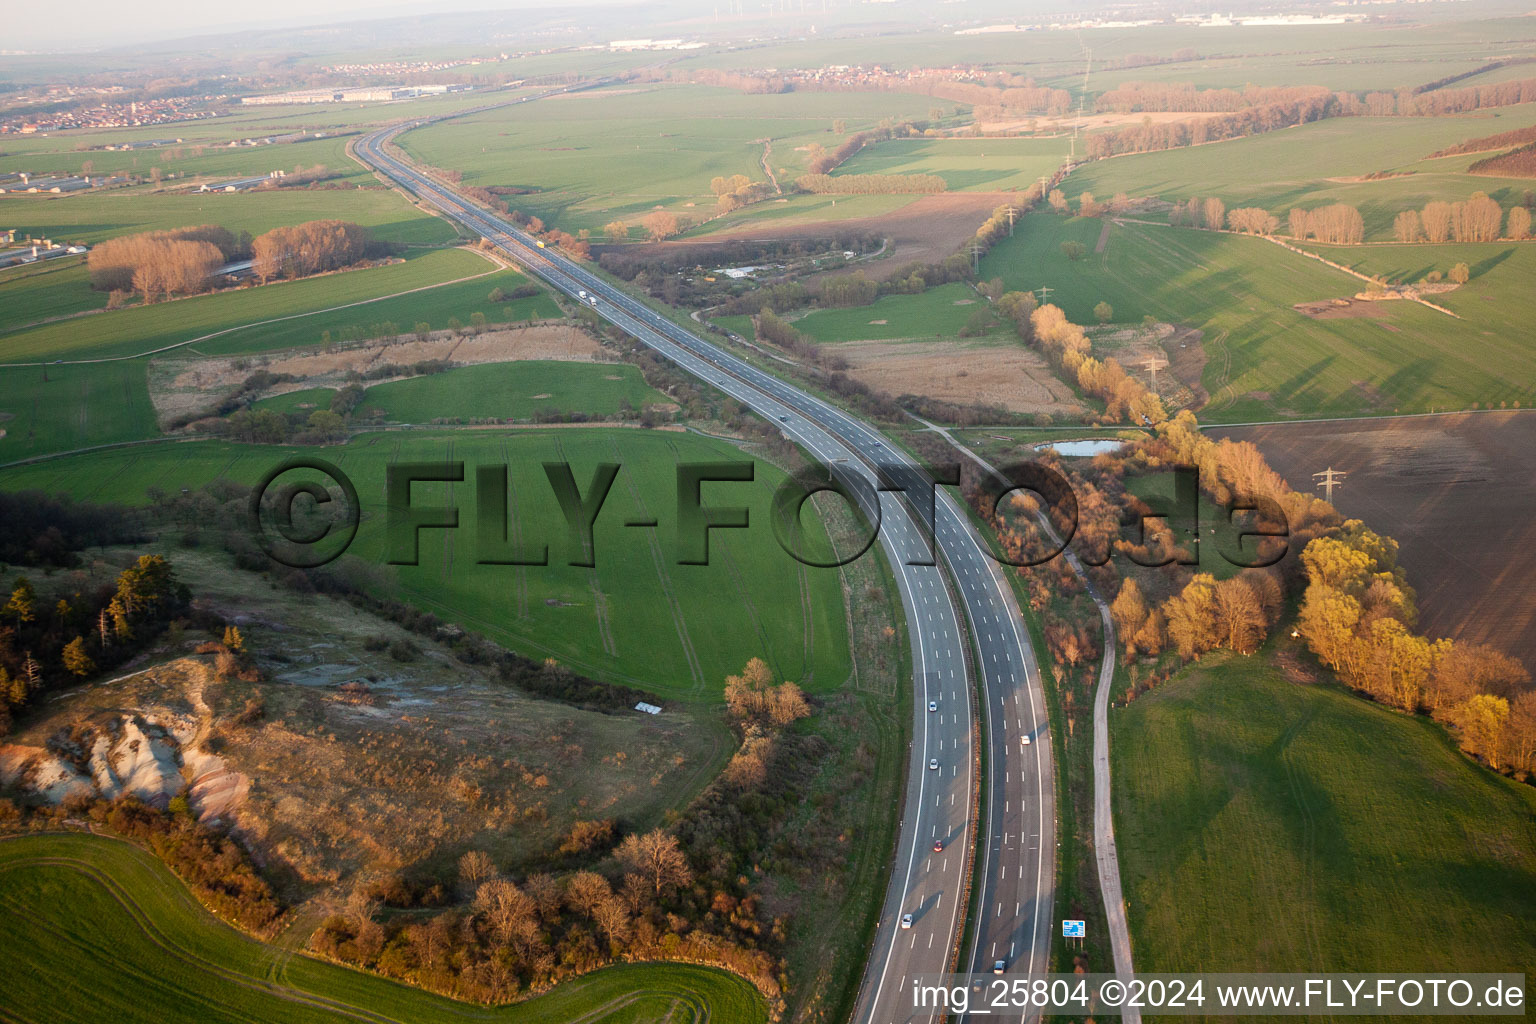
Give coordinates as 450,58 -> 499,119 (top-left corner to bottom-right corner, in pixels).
928,700 -> 938,712
900,913 -> 913,929
928,758 -> 939,770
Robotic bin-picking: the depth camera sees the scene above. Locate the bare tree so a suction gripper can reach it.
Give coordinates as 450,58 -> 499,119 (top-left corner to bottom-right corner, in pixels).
615,828 -> 692,898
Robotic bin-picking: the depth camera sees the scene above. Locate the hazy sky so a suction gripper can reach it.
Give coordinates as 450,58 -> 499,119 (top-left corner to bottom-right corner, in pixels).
7,0 -> 617,52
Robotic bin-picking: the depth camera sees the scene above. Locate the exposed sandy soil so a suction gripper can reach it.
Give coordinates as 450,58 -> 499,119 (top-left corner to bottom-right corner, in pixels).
1089,321 -> 1208,410
1294,296 -> 1405,320
1212,411 -> 1536,670
149,324 -> 608,426
0,657 -> 246,819
833,339 -> 1085,415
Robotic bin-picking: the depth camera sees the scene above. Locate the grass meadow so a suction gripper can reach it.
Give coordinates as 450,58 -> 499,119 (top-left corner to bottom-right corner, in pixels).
980,215 -> 1535,420
254,361 -> 669,423
0,833 -> 766,1024
0,429 -> 852,699
0,186 -> 459,247
0,256 -> 108,333
1113,650 -> 1536,983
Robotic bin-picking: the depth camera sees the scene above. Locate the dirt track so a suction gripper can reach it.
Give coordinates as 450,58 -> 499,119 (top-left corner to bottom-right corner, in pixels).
1212,411 -> 1536,669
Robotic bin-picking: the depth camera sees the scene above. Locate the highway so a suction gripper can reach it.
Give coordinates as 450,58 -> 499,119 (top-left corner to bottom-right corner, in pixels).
354,117 -> 1055,1022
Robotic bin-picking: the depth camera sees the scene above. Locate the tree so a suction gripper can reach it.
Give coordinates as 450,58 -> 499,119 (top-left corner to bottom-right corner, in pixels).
474,878 -> 531,946
62,636 -> 95,677
1453,693 -> 1510,768
604,220 -> 629,243
307,409 -> 346,441
414,321 -> 432,341
5,577 -> 36,626
1507,205 -> 1532,241
1202,196 -> 1226,231
1093,301 -> 1114,324
1048,189 -> 1069,213
1451,191 -> 1503,242
1110,579 -> 1149,654
615,828 -> 692,898
222,624 -> 244,652
564,871 -> 613,918
641,211 -> 680,242
1163,574 -> 1220,659
1393,209 -> 1423,243
1421,200 -> 1453,243
1078,192 -> 1103,217
458,850 -> 496,891
1061,240 -> 1087,262
469,311 -> 488,332
1449,262 -> 1470,285
1214,576 -> 1268,654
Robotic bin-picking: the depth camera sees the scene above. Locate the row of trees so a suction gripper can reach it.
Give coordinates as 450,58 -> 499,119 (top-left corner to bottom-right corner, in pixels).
1112,570 -> 1284,660
251,219 -> 370,282
88,224 -> 244,301
1286,203 -> 1366,244
1096,82 -> 1335,115
1295,522 -> 1535,772
1392,193 -> 1527,243
998,299 -> 1167,426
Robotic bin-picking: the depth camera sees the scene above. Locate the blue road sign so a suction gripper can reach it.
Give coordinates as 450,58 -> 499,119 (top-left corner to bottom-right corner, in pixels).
1063,920 -> 1085,938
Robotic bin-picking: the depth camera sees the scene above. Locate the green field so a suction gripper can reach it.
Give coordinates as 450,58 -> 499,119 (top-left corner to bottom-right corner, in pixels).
1113,650 -> 1536,981
834,137 -> 1070,192
0,256 -> 110,333
255,362 -> 670,423
0,247 -> 543,363
0,248 -> 565,458
789,282 -> 999,343
1,133 -> 378,186
980,215 -> 1534,420
1062,106 -> 1536,241
0,186 -> 458,247
0,832 -> 766,1024
0,429 -> 852,699
0,360 -> 160,459
399,84 -> 943,234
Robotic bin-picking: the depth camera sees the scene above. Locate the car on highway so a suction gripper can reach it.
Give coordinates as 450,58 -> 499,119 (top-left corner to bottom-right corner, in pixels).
928,758 -> 938,770
932,840 -> 944,852
928,700 -> 938,712
900,914 -> 913,930
993,960 -> 1007,975
1021,735 -> 1031,746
